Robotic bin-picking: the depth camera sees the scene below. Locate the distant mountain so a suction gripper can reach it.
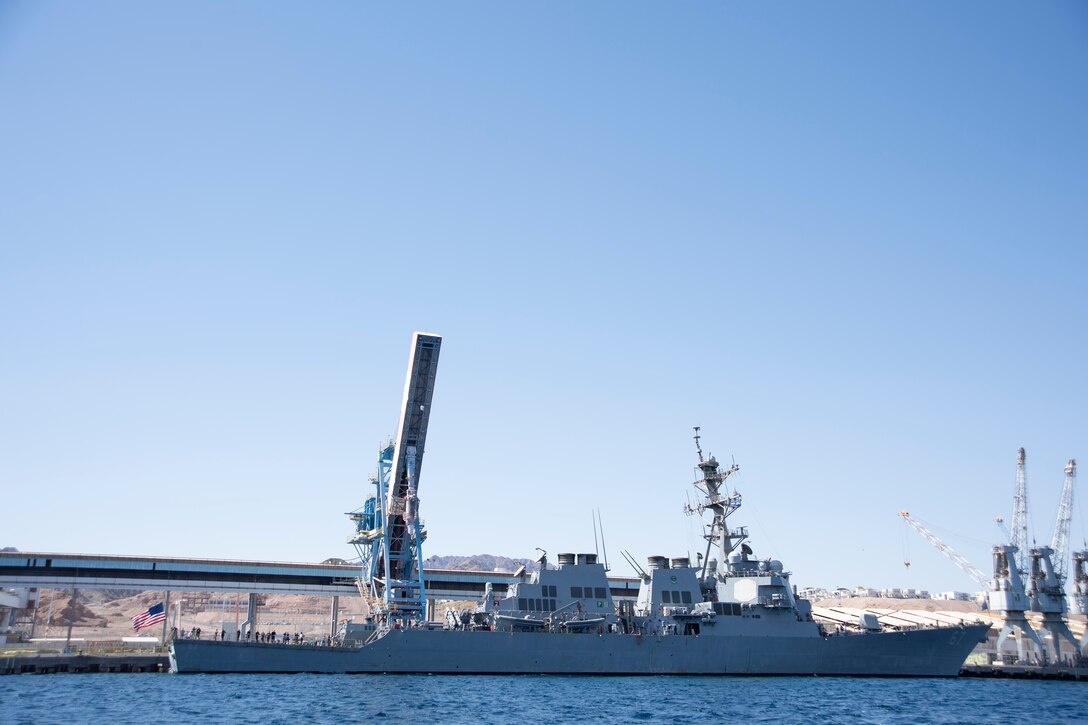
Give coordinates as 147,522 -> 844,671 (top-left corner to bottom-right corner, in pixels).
2,547 -> 18,552
424,554 -> 538,573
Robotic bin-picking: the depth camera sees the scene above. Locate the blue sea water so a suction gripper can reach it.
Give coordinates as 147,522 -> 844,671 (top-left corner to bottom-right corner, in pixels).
0,675 -> 1084,725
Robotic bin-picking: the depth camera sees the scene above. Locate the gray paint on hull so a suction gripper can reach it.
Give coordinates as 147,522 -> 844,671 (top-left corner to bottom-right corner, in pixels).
171,624 -> 989,677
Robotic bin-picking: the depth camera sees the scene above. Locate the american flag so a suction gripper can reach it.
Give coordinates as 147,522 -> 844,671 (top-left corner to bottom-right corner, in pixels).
131,602 -> 166,631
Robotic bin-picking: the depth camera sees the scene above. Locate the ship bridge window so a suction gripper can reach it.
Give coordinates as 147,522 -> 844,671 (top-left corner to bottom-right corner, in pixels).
661,591 -> 672,604
546,585 -> 557,597
681,591 -> 692,604
594,587 -> 606,599
518,598 -> 527,610
571,587 -> 583,598
713,603 -> 743,616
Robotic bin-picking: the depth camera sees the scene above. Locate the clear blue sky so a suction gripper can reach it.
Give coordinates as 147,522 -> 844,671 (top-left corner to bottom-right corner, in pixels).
2,2 -> 1085,594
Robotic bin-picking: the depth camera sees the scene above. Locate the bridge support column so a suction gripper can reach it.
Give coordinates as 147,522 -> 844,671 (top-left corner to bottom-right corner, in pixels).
29,589 -> 39,639
241,593 -> 258,636
427,598 -> 435,622
330,596 -> 339,640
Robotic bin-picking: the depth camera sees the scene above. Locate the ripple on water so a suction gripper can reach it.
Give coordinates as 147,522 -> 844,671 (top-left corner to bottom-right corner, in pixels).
0,675 -> 1085,725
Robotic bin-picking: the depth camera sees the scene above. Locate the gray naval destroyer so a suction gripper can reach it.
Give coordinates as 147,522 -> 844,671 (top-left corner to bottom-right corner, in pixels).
170,333 -> 988,675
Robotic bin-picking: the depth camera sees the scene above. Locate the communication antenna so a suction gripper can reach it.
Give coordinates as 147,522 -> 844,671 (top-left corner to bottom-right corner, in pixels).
597,509 -> 611,572
693,426 -> 704,463
592,512 -> 600,559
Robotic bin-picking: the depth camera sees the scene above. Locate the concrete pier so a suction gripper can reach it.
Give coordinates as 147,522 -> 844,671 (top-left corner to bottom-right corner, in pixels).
961,663 -> 1088,681
0,653 -> 169,675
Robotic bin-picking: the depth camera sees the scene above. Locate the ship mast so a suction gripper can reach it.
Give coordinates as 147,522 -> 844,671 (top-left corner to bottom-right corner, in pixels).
685,427 -> 743,581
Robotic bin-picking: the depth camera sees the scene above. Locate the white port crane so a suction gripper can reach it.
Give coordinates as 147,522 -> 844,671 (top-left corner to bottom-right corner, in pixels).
1072,550 -> 1088,619
1050,459 -> 1076,586
1026,545 -> 1079,663
1009,448 -> 1030,576
899,511 -> 990,588
990,543 -> 1044,663
899,512 -> 1047,660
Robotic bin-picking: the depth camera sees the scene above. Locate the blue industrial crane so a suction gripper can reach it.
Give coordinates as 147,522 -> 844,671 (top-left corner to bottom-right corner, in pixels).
348,332 -> 442,625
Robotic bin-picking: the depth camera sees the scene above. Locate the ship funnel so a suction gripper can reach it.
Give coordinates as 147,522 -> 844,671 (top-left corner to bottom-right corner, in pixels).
557,553 -> 576,567
671,557 -> 690,569
647,556 -> 669,570
576,553 -> 598,565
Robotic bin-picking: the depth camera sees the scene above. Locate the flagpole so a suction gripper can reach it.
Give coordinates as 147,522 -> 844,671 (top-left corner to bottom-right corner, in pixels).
162,590 -> 171,645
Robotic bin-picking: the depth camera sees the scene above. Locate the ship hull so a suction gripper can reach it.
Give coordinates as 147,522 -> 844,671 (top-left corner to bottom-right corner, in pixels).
170,624 -> 989,676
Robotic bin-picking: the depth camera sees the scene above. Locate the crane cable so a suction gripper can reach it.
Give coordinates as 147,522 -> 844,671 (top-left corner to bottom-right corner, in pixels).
901,516 -> 911,569
912,515 -> 993,548
1078,487 -> 1087,549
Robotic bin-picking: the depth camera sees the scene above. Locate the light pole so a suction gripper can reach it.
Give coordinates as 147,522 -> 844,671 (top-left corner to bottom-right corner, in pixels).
175,599 -> 187,635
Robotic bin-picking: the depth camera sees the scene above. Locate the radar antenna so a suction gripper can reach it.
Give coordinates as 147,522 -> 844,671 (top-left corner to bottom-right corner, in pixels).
693,426 -> 704,463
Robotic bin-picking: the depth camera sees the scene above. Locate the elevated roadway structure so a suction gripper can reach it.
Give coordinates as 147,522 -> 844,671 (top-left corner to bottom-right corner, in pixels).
0,551 -> 640,602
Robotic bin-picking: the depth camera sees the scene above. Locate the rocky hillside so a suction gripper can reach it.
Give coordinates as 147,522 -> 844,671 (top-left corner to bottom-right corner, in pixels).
424,554 -> 538,572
